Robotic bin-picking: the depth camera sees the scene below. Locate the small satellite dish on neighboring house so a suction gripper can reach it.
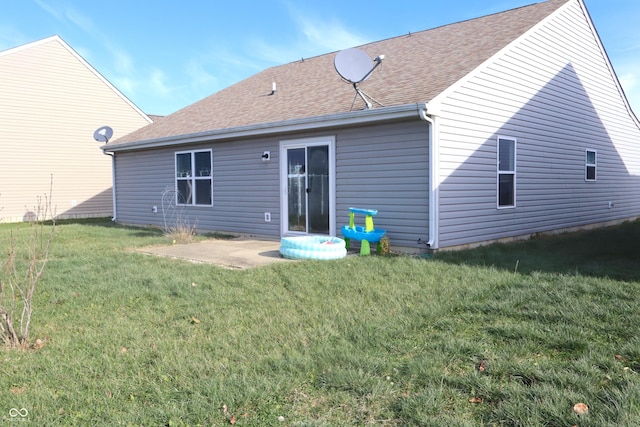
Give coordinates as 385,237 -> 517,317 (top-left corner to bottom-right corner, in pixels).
93,126 -> 114,143
334,48 -> 385,109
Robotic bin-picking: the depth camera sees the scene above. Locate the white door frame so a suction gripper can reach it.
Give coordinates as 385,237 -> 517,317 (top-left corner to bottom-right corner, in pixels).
279,135 -> 336,236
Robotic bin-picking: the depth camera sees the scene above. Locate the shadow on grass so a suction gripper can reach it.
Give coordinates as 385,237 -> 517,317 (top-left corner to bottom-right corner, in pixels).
53,217 -> 165,238
25,217 -> 640,282
433,220 -> 640,282
52,217 -> 238,240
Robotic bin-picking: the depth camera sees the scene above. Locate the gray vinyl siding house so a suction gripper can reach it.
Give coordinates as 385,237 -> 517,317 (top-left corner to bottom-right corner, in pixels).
112,119 -> 429,247
433,0 -> 640,248
103,0 -> 640,251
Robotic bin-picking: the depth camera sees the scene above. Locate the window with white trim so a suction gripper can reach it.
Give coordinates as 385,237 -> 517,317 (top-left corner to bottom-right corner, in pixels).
175,149 -> 212,206
585,149 -> 597,181
497,137 -> 516,208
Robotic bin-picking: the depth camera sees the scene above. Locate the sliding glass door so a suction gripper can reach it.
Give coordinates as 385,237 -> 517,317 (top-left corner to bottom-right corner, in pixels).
280,137 -> 335,235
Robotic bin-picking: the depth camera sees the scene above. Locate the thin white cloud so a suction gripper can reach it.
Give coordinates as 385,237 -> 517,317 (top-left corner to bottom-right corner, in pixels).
34,0 -> 64,21
619,72 -> 637,92
249,39 -> 301,65
208,47 -> 265,73
185,59 -> 219,92
297,17 -> 369,53
0,26 -> 28,51
111,76 -> 136,98
150,69 -> 172,97
619,71 -> 640,114
610,46 -> 640,114
181,47 -> 266,100
247,6 -> 369,66
63,6 -> 135,75
33,0 -> 101,54
106,43 -> 134,75
65,8 -> 95,35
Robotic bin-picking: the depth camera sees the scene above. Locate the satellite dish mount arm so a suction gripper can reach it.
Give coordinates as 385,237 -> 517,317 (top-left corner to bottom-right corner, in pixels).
355,55 -> 384,84
353,82 -> 372,109
351,56 -> 384,110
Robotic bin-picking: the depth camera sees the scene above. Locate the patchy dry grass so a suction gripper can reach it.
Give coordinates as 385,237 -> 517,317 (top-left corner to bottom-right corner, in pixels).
0,218 -> 639,425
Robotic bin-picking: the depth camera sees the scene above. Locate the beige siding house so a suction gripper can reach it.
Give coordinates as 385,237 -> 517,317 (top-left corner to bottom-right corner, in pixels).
0,36 -> 151,222
103,0 -> 640,251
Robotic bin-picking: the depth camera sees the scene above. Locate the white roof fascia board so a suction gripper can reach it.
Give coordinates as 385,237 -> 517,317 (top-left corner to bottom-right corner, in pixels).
102,103 -> 428,153
575,0 -> 640,127
0,35 -> 59,56
428,0 -> 575,113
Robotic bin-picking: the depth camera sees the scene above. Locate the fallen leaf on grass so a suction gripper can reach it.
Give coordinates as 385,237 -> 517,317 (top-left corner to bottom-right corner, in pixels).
230,414 -> 236,424
573,402 -> 589,415
615,354 -> 624,360
223,404 -> 228,414
469,397 -> 483,404
11,386 -> 26,395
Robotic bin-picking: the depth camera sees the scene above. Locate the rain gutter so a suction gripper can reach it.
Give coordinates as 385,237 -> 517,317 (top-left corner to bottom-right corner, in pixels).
101,103 -> 427,153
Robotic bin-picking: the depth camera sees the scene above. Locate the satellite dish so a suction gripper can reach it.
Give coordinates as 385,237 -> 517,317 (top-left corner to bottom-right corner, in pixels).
334,48 -> 375,83
93,126 -> 113,143
334,48 -> 385,109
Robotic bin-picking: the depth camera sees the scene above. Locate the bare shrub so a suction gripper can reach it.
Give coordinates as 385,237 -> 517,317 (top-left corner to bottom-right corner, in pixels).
0,182 -> 56,348
161,185 -> 197,243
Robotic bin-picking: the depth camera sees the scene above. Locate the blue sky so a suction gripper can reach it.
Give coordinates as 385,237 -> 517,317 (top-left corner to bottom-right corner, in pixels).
2,1 -> 639,116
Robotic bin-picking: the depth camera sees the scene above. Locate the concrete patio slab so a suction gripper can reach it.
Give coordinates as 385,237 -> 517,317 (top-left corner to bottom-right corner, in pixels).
136,236 -> 290,269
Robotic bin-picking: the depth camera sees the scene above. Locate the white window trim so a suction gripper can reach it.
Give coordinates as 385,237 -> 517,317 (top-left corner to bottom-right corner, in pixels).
175,149 -> 213,207
497,136 -> 517,209
585,149 -> 597,182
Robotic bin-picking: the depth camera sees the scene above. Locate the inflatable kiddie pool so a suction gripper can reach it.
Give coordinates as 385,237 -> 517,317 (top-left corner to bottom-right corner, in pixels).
279,236 -> 347,260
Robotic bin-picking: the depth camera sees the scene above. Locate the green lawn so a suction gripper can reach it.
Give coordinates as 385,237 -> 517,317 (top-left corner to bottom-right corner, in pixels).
1,218 -> 639,426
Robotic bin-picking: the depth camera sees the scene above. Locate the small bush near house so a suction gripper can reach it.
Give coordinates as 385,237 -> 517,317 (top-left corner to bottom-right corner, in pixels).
161,185 -> 197,243
0,189 -> 55,349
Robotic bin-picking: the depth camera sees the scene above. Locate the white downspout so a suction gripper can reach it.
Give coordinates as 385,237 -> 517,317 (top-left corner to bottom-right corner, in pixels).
102,151 -> 117,221
418,103 -> 439,249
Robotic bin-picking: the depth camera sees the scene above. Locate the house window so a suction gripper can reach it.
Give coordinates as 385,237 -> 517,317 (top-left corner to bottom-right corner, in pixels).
175,149 -> 212,206
497,137 -> 516,208
585,149 -> 597,181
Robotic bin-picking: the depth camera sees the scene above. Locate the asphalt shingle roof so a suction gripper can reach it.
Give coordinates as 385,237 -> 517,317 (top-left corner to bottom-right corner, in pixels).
112,0 -> 568,145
